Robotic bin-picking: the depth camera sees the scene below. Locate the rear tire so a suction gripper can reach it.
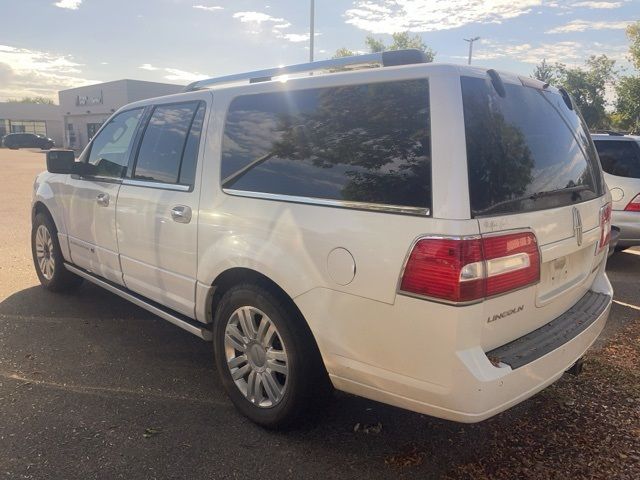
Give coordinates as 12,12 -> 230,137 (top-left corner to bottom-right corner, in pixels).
213,283 -> 330,429
31,212 -> 83,292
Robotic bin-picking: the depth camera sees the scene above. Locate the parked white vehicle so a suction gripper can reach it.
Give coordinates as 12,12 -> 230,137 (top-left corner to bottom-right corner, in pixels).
592,132 -> 640,249
32,51 -> 613,428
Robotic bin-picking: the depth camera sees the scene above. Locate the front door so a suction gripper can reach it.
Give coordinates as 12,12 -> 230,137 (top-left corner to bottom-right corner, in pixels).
116,100 -> 206,317
65,107 -> 144,285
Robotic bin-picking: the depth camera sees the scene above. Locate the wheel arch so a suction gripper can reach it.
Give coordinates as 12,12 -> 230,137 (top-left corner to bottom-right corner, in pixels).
208,267 -> 328,373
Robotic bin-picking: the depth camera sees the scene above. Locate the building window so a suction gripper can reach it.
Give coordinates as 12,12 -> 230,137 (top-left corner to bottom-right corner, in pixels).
5,120 -> 47,137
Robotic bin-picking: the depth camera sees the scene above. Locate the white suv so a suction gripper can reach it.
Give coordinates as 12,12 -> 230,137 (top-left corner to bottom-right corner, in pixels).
32,51 -> 613,428
592,132 -> 640,249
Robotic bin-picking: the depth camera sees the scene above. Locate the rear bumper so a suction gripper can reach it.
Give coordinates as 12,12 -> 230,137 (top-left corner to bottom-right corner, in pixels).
612,210 -> 640,247
301,271 -> 613,423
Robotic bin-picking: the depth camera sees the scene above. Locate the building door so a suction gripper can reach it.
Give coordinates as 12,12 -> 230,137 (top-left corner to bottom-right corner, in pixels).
64,108 -> 144,285
87,123 -> 102,141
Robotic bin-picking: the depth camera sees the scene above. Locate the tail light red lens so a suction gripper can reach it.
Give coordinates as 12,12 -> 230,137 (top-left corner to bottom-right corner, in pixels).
598,202 -> 612,254
624,194 -> 640,212
399,232 -> 540,304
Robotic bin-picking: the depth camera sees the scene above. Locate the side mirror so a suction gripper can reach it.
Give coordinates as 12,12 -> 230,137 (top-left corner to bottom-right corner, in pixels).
46,150 -> 76,174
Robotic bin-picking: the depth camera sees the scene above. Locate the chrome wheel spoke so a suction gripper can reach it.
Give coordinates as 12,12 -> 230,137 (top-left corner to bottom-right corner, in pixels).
227,354 -> 247,369
231,363 -> 251,381
237,307 -> 257,339
262,372 -> 282,404
266,348 -> 286,362
225,324 -> 247,352
267,359 -> 288,376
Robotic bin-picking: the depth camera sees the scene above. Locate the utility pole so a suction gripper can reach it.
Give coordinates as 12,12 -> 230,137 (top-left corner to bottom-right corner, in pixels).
464,36 -> 480,65
309,0 -> 315,62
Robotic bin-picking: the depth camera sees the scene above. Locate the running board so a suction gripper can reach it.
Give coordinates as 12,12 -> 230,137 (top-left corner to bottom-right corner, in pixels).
64,263 -> 212,341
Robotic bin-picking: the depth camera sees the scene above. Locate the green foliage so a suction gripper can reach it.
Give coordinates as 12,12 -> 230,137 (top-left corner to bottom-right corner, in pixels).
334,31 -> 435,62
614,76 -> 640,134
333,47 -> 355,59
532,59 -> 555,83
552,55 -> 616,130
627,21 -> 640,70
5,96 -> 56,105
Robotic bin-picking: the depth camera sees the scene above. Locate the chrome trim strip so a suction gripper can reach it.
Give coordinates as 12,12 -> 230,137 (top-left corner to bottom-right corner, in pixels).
64,263 -> 211,340
222,188 -> 430,216
122,179 -> 191,192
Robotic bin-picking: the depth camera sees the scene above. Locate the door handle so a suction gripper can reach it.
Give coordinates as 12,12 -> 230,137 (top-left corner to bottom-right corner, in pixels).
171,205 -> 192,224
96,193 -> 110,207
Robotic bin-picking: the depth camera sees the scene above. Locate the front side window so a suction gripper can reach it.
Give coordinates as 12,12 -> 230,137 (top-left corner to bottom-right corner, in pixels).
88,108 -> 143,178
221,79 -> 432,212
594,140 -> 640,179
134,101 -> 202,185
462,76 -> 603,217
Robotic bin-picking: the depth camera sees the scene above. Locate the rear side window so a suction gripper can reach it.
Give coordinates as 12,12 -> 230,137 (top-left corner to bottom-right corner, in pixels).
134,101 -> 203,185
461,76 -> 602,217
221,79 -> 432,213
594,140 -> 640,179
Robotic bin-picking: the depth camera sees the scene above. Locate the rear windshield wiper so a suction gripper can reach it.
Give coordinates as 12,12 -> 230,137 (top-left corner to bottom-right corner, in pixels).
474,185 -> 593,217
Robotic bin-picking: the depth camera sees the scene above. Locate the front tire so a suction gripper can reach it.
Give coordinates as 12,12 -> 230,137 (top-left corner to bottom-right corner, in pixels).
213,283 -> 329,428
31,213 -> 82,292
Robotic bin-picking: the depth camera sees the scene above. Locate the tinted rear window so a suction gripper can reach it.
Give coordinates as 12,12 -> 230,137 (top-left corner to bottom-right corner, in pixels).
221,79 -> 431,212
594,140 -> 640,179
462,76 -> 603,217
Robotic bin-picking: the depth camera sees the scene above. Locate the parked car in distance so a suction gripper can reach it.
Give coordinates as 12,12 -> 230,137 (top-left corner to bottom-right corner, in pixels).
592,132 -> 640,250
3,132 -> 55,150
31,50 -> 613,429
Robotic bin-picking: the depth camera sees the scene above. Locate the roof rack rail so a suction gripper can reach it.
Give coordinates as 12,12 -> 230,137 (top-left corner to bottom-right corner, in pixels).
183,49 -> 428,92
592,130 -> 625,136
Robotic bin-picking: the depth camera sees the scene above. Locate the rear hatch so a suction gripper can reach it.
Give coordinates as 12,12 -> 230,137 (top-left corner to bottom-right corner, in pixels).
460,73 -> 609,350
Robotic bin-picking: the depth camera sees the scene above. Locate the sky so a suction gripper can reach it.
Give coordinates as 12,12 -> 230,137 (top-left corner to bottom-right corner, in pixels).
0,0 -> 638,102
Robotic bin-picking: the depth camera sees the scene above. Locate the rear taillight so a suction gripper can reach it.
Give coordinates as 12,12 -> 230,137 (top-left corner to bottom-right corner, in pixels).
399,231 -> 540,304
597,202 -> 612,254
624,194 -> 640,212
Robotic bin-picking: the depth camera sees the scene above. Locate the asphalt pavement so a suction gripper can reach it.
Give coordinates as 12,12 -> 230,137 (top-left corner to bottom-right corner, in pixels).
1,148 -> 638,479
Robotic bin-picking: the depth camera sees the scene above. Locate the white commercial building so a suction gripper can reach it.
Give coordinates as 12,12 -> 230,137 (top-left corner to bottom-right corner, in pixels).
59,79 -> 183,150
0,102 -> 64,146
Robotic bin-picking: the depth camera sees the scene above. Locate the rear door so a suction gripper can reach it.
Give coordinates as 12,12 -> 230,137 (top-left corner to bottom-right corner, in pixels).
65,108 -> 144,284
116,99 -> 207,317
460,74 -> 608,349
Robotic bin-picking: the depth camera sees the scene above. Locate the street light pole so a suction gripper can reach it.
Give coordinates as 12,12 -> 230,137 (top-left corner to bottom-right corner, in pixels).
309,0 -> 315,62
464,36 -> 480,65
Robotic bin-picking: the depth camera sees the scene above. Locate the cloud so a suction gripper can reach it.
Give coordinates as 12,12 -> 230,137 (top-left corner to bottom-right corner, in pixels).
546,19 -> 632,33
163,68 -> 209,82
0,44 -> 97,101
139,63 -> 160,71
570,1 -> 623,8
344,0 -> 544,34
53,0 -> 82,10
232,10 -> 314,43
192,5 -> 223,12
471,39 -> 629,65
233,11 -> 286,24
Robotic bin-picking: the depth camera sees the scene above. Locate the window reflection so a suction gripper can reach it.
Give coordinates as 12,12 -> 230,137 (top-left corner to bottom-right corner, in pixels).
222,79 -> 432,210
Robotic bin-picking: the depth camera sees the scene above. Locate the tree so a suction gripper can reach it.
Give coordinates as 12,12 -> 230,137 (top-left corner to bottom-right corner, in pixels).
553,55 -> 616,130
334,31 -> 435,62
613,22 -> 640,134
627,21 -> 640,69
533,59 -> 555,83
6,96 -> 55,105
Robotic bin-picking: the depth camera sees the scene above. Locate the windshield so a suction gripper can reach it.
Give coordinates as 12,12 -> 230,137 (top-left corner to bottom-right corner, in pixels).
461,75 -> 604,217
